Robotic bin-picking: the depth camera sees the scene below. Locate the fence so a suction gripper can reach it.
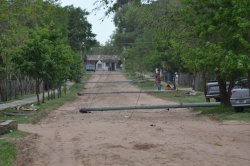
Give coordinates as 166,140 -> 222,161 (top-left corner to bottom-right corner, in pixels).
0,77 -> 38,102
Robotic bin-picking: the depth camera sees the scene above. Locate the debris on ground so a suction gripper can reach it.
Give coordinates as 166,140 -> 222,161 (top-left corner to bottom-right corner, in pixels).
16,104 -> 39,111
185,90 -> 197,96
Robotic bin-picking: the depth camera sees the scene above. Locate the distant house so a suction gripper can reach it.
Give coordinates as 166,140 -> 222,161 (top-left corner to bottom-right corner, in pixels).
86,55 -> 122,71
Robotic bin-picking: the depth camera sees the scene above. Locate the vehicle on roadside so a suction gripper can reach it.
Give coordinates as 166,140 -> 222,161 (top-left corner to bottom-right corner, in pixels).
205,81 -> 221,102
85,64 -> 96,72
230,79 -> 250,112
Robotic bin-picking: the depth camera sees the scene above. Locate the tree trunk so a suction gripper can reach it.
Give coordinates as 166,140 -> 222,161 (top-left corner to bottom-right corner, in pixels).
14,80 -> 17,99
247,70 -> 250,96
201,70 -> 210,102
0,79 -> 2,102
63,84 -> 67,95
24,77 -> 28,95
42,81 -> 45,103
202,70 -> 206,94
36,79 -> 40,105
4,79 -> 9,101
58,84 -> 62,98
53,89 -> 56,99
9,79 -> 12,100
47,88 -> 50,100
217,75 -> 231,106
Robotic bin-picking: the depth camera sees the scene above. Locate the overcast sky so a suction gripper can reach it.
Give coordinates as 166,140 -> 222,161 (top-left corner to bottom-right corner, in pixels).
59,0 -> 115,45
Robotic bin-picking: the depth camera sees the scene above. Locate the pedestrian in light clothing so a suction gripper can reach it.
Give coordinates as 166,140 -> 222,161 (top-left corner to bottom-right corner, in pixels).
155,69 -> 161,90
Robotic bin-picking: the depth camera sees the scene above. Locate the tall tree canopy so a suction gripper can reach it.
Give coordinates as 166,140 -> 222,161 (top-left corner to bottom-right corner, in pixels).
0,0 -> 97,102
97,0 -> 250,105
65,5 -> 96,52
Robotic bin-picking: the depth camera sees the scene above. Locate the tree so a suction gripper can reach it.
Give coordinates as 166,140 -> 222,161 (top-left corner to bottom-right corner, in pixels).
12,26 -> 80,104
181,0 -> 250,105
64,5 -> 97,53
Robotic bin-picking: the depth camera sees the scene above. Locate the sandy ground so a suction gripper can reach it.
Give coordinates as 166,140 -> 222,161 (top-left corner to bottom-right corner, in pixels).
17,71 -> 250,166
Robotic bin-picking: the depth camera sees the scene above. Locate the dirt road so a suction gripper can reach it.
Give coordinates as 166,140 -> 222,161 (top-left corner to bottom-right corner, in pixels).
18,71 -> 250,166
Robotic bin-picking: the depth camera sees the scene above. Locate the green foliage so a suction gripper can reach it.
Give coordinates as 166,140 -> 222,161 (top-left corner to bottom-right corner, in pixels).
11,25 -> 84,103
180,0 -> 250,104
0,0 -> 96,102
103,0 -> 249,90
182,0 -> 250,78
109,0 -> 185,73
64,5 -> 97,52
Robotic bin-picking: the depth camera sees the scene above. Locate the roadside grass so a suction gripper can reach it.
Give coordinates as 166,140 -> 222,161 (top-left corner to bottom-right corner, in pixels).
0,140 -> 16,166
136,80 -> 250,121
0,84 -> 83,124
136,81 -> 206,103
2,130 -> 29,139
0,130 -> 29,166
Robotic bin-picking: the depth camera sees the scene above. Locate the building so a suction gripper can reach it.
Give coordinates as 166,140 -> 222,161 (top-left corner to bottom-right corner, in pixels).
85,55 -> 122,71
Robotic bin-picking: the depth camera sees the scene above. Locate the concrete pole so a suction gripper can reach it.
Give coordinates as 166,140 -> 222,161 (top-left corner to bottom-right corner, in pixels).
80,80 -> 149,84
85,73 -> 129,75
79,102 -> 221,112
77,90 -> 174,96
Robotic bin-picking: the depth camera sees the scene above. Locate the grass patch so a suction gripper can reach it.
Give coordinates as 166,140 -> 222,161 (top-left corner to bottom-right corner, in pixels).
194,106 -> 250,121
0,130 -> 29,166
2,130 -> 29,139
0,109 -> 32,124
136,81 -> 205,103
0,140 -> 16,166
0,130 -> 28,166
136,80 -> 250,121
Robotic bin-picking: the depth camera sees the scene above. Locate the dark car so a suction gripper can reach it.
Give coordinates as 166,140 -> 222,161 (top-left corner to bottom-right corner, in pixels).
85,64 -> 96,72
205,81 -> 220,102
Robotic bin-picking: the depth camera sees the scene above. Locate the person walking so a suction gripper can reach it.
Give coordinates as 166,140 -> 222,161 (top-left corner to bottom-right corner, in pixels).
155,69 -> 161,90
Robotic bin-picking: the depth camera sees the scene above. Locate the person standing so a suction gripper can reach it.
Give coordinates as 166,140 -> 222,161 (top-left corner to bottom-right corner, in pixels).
155,69 -> 161,90
174,72 -> 179,90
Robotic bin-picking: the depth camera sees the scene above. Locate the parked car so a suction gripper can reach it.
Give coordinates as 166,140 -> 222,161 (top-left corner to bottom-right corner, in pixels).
230,79 -> 250,112
85,64 -> 96,72
205,81 -> 221,102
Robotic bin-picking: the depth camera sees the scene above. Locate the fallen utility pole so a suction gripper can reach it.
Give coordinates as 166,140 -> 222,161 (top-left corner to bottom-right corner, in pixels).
79,102 -> 221,112
86,73 -> 129,75
80,80 -> 148,84
77,90 -> 174,96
